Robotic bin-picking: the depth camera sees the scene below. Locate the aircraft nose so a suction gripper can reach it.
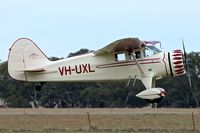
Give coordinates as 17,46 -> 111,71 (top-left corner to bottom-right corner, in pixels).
169,49 -> 186,76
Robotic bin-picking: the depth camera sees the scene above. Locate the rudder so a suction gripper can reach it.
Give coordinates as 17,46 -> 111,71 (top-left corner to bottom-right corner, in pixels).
8,38 -> 50,81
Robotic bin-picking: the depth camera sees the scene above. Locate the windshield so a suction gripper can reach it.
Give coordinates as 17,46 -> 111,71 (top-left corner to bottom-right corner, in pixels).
146,45 -> 162,54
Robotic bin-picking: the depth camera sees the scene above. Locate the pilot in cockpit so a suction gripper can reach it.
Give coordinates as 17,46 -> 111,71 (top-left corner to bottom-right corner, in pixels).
126,51 -> 141,60
135,51 -> 141,59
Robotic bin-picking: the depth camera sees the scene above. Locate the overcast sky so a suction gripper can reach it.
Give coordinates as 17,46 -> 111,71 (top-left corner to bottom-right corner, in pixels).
0,0 -> 200,62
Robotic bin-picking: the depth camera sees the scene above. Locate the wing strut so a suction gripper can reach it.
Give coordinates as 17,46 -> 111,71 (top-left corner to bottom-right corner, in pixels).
131,53 -> 145,76
131,53 -> 154,89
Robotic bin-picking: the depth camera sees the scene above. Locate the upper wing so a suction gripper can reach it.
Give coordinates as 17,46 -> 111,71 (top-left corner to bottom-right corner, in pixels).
94,38 -> 145,55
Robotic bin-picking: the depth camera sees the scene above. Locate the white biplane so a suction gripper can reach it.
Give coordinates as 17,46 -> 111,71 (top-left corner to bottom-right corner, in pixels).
8,37 -> 186,103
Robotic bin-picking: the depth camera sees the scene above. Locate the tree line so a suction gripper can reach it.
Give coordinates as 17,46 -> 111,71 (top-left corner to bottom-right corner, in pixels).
0,50 -> 200,108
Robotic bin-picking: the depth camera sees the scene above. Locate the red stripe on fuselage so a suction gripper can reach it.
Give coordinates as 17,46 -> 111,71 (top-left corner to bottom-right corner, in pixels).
96,58 -> 161,68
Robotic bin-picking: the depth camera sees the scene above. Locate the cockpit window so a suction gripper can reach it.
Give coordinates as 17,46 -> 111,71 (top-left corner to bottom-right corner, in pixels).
144,46 -> 162,57
146,46 -> 162,53
115,51 -> 143,62
115,53 -> 126,61
114,45 -> 162,61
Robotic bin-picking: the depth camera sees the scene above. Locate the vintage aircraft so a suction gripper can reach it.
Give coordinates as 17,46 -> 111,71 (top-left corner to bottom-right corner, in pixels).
8,37 -> 186,103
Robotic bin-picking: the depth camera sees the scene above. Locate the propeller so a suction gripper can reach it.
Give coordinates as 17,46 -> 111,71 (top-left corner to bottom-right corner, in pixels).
182,38 -> 192,88
182,39 -> 199,107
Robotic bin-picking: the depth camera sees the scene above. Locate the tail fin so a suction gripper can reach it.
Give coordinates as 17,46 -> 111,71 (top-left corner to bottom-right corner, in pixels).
8,38 -> 50,81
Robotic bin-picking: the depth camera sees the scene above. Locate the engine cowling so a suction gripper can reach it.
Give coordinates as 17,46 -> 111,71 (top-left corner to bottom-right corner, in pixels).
136,88 -> 166,103
169,49 -> 186,77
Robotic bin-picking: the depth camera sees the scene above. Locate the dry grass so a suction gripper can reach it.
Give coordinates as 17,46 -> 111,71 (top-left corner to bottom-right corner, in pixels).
0,108 -> 199,133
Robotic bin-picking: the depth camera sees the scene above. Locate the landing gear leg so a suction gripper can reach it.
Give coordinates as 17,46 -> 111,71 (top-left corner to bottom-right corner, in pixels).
153,103 -> 158,113
124,75 -> 137,106
151,102 -> 157,108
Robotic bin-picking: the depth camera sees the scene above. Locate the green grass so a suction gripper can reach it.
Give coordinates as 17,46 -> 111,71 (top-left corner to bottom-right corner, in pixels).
0,108 -> 199,133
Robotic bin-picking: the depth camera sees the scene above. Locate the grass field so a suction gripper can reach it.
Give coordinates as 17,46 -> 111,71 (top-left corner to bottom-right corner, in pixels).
0,108 -> 199,133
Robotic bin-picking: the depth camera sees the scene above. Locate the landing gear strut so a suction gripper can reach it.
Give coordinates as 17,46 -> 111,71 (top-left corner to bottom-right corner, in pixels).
124,75 -> 137,106
151,103 -> 157,108
146,97 -> 163,108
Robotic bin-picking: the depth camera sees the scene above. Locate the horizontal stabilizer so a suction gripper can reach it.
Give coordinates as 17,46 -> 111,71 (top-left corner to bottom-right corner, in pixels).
24,68 -> 46,72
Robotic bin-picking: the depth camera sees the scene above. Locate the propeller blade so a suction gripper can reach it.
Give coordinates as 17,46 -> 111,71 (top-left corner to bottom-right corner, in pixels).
188,73 -> 192,88
182,38 -> 199,107
182,38 -> 187,63
182,38 -> 188,75
182,39 -> 191,87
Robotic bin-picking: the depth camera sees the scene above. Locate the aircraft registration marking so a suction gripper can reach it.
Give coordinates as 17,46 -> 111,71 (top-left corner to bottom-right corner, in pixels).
58,64 -> 95,76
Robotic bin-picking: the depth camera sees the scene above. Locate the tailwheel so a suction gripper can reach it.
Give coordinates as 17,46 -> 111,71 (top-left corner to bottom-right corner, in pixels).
35,82 -> 46,91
